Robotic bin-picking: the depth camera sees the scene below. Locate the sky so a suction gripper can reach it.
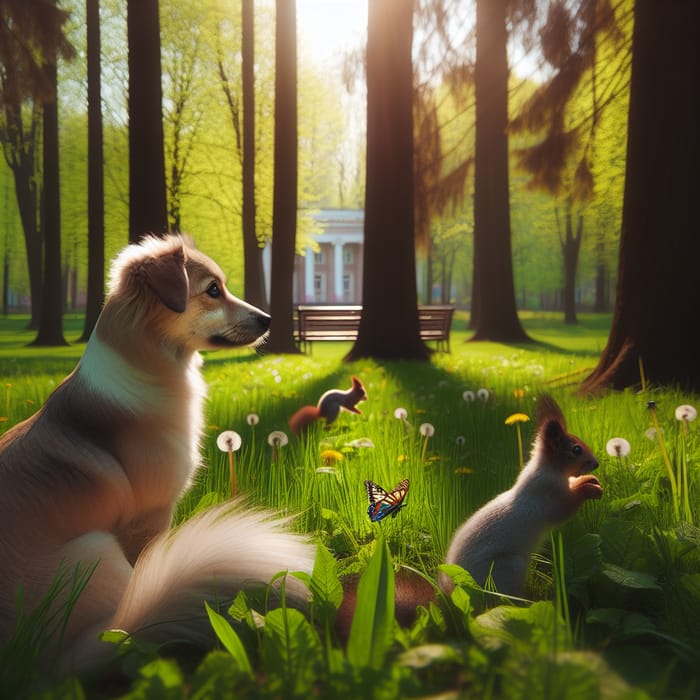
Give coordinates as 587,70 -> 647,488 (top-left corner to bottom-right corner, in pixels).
296,0 -> 368,64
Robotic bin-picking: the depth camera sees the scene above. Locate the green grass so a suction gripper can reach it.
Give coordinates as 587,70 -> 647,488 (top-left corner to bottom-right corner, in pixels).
1,312 -> 699,699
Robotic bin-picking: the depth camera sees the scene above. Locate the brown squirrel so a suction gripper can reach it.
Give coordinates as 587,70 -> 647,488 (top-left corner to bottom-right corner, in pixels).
288,376 -> 367,435
335,395 -> 602,638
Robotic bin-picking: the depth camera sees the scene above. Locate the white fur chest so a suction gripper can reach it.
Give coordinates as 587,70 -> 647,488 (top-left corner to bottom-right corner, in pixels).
78,337 -> 206,502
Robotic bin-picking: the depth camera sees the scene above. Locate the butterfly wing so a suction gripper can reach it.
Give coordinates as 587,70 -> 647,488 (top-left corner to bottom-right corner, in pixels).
365,478 -> 409,522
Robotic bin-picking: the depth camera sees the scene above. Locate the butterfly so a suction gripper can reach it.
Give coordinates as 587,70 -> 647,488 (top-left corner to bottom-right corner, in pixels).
364,478 -> 409,522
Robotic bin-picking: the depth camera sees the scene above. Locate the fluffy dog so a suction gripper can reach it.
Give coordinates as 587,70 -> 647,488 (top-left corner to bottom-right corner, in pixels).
0,235 -> 315,674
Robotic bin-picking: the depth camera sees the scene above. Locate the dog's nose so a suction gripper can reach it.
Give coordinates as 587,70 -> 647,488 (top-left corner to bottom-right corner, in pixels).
255,312 -> 271,331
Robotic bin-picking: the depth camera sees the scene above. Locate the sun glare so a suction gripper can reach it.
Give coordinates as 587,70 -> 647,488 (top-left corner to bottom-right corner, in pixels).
296,0 -> 367,64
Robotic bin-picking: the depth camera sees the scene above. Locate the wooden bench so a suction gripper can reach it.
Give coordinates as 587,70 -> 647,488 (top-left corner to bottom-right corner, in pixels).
295,304 -> 455,353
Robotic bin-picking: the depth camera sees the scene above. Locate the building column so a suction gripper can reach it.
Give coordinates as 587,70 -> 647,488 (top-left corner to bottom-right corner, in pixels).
262,243 -> 271,303
333,239 -> 344,302
304,245 -> 315,302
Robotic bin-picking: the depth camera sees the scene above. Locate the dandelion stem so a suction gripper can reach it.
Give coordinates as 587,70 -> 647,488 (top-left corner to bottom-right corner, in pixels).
228,449 -> 237,497
516,424 -> 524,468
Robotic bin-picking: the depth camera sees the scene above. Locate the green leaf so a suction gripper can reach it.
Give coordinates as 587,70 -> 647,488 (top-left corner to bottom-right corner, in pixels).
346,534 -> 395,670
262,607 -> 321,695
600,563 -> 661,590
204,602 -> 253,679
310,541 -> 344,610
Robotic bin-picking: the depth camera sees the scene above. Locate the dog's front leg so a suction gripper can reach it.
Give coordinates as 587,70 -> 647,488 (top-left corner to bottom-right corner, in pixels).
116,507 -> 174,565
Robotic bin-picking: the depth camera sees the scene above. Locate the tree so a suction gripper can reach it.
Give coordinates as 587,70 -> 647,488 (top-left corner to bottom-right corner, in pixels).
31,0 -> 66,347
345,0 -> 429,361
266,0 -> 299,353
80,0 -> 105,342
127,0 -> 168,242
0,0 -> 72,327
241,0 -> 267,309
470,0 -> 529,342
580,0 -> 700,393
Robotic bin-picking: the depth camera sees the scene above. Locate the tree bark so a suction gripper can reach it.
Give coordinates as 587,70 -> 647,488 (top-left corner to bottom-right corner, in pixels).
32,41 -> 66,347
127,0 -> 168,242
241,0 -> 267,310
580,0 -> 700,393
266,0 -> 299,354
469,0 -> 530,343
345,0 -> 429,361
80,0 -> 105,342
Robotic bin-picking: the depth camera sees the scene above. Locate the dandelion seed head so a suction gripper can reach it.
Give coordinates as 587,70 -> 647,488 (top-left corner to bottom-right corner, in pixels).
675,404 -> 697,422
645,427 -> 662,441
216,430 -> 242,452
462,390 -> 476,402
267,430 -> 289,447
345,438 -> 375,448
477,388 -> 490,401
606,437 -> 631,457
455,435 -> 466,446
246,413 -> 260,426
419,422 -> 435,437
394,407 -> 408,420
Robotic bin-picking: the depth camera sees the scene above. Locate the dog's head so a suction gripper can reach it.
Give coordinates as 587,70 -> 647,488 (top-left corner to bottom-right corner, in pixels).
104,234 -> 270,356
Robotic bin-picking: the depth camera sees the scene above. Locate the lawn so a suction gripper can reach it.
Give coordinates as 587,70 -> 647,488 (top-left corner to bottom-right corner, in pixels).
1,312 -> 699,699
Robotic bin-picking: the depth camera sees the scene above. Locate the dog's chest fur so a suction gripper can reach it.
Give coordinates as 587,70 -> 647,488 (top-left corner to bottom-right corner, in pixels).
78,336 -> 206,504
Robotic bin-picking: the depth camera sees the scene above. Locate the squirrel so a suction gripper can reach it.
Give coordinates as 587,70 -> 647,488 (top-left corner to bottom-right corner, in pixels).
335,394 -> 602,639
288,376 -> 367,435
440,394 -> 602,598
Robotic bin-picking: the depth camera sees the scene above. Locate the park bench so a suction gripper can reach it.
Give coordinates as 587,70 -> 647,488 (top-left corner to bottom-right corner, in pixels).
294,304 -> 455,353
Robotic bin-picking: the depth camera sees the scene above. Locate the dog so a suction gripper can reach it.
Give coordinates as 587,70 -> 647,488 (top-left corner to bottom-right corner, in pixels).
0,234 -> 315,674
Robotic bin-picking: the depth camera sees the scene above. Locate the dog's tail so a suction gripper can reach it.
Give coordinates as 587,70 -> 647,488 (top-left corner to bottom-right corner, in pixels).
64,500 -> 315,673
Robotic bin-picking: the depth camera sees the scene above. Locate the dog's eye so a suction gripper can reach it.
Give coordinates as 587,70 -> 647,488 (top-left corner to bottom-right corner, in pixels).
206,282 -> 221,299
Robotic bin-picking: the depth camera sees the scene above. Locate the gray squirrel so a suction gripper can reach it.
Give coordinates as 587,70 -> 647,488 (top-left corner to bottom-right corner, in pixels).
337,395 -> 602,638
440,394 -> 602,597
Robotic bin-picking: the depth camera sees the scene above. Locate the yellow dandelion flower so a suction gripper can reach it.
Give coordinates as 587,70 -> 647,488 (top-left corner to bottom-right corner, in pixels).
505,413 -> 530,425
320,449 -> 344,466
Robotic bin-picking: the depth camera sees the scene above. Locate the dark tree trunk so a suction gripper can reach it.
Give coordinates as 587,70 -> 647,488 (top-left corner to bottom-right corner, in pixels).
345,0 -> 429,361
580,0 -> 700,393
470,0 -> 530,343
80,0 -> 105,342
3,105 -> 43,328
127,0 -> 168,242
594,237 -> 607,312
242,0 -> 267,310
32,46 -> 66,346
266,0 -> 299,354
558,204 -> 582,325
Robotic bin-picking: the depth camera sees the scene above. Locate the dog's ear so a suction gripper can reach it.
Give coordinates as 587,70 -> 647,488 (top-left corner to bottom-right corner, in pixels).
143,246 -> 189,313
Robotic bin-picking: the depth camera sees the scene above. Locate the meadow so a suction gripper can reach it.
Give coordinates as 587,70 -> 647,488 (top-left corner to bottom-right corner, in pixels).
1,312 -> 699,699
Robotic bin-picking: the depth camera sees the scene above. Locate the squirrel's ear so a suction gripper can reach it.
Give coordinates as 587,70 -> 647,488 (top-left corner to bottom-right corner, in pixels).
541,418 -> 570,458
535,394 -> 566,431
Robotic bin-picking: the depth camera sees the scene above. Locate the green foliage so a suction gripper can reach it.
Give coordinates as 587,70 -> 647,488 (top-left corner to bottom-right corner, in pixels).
1,314 -> 699,698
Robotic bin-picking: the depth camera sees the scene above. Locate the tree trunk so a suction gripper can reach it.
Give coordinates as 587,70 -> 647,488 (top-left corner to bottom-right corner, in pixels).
345,0 -> 429,362
80,0 -> 105,342
266,0 -> 299,354
241,0 -> 267,310
32,45 -> 66,347
580,0 -> 700,393
560,205 -> 581,325
127,0 -> 168,242
3,105 -> 43,328
470,0 -> 530,343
